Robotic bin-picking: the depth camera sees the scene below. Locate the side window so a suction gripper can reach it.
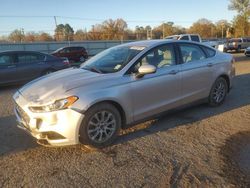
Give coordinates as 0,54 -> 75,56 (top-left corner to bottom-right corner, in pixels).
69,47 -> 77,52
191,35 -> 200,42
18,53 -> 45,64
202,46 -> 216,58
129,44 -> 176,73
179,44 -> 206,63
180,36 -> 189,41
0,54 -> 13,66
61,48 -> 70,53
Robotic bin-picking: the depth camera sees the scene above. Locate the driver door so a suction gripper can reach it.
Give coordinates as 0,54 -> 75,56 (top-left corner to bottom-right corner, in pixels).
128,44 -> 182,121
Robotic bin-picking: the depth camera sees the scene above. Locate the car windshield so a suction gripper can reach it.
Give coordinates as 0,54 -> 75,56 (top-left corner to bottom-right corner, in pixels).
81,45 -> 145,73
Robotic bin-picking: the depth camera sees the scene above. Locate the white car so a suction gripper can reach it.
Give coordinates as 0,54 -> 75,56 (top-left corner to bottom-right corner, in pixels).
165,34 -> 202,43
13,40 -> 235,148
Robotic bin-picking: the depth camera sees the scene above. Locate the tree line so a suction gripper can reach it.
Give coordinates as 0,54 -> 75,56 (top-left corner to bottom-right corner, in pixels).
1,0 -> 250,43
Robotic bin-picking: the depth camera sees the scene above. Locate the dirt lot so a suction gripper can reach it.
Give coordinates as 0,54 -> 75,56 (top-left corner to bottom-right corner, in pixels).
0,53 -> 250,187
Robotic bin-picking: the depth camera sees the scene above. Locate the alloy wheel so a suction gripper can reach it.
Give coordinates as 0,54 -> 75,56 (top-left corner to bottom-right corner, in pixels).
87,111 -> 116,143
212,81 -> 226,103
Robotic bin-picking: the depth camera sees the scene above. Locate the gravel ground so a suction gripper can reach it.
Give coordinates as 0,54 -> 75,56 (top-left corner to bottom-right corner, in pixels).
0,53 -> 250,187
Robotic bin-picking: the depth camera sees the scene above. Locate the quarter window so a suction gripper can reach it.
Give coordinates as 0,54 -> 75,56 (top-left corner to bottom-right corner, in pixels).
179,44 -> 206,63
202,46 -> 216,57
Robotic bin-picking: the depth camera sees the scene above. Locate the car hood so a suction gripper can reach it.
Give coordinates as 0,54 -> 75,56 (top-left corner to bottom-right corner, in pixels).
18,68 -> 106,104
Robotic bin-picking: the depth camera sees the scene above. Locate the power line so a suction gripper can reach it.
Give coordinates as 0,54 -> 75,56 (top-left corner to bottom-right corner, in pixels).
0,15 -> 224,23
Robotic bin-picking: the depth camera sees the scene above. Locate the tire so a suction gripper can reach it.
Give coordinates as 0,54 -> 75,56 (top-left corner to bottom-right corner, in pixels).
237,46 -> 241,53
79,56 -> 86,62
79,103 -> 121,148
43,69 -> 55,75
208,77 -> 228,107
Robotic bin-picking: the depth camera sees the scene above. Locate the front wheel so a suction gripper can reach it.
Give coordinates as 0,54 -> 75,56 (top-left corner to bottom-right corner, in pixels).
208,77 -> 228,106
79,103 -> 121,148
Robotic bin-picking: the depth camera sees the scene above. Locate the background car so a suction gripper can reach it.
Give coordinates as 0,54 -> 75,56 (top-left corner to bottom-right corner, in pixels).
245,47 -> 250,57
165,34 -> 202,42
51,46 -> 88,66
13,40 -> 235,148
225,38 -> 250,52
0,51 -> 70,86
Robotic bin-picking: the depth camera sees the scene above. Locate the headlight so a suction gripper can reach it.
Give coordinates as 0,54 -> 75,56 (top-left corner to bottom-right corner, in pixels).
29,96 -> 78,113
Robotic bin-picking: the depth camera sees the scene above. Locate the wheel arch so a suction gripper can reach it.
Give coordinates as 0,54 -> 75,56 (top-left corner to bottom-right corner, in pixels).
218,74 -> 230,92
85,100 -> 127,129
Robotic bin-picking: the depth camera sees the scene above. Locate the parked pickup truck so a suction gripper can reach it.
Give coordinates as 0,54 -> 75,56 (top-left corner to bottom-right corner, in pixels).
225,38 -> 250,52
165,34 -> 202,43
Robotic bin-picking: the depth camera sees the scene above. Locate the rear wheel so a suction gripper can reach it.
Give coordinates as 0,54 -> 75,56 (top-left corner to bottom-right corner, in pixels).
208,77 -> 228,106
79,56 -> 86,62
79,103 -> 121,148
43,69 -> 55,75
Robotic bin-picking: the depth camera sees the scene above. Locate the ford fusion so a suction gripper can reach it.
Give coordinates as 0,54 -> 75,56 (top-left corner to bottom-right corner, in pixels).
13,40 -> 235,148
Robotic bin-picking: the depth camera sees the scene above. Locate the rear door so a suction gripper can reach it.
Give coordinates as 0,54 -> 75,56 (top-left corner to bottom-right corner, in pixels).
178,43 -> 214,105
0,53 -> 17,85
15,52 -> 46,82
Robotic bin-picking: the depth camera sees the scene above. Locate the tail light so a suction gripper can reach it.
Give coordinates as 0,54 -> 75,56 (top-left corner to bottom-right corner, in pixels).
63,58 -> 70,66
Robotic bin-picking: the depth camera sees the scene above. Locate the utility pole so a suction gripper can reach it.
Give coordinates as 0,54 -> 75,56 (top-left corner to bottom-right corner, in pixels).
54,16 -> 58,28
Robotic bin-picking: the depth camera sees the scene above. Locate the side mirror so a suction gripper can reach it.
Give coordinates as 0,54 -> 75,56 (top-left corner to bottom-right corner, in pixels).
136,64 -> 156,78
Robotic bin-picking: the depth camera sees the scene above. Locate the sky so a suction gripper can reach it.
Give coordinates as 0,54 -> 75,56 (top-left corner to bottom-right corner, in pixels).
0,0 -> 237,35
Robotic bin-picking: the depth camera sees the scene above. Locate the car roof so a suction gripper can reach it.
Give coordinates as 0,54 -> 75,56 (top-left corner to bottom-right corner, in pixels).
0,50 -> 48,55
119,39 -> 205,48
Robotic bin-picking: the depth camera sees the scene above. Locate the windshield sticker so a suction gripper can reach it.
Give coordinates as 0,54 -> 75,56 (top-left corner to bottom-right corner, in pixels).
130,46 -> 145,51
114,64 -> 122,70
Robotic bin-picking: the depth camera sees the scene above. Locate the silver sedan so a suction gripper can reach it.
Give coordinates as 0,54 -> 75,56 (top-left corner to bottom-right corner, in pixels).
13,40 -> 235,148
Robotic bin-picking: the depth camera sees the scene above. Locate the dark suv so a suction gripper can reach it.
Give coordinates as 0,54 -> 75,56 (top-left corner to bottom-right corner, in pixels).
51,46 -> 88,65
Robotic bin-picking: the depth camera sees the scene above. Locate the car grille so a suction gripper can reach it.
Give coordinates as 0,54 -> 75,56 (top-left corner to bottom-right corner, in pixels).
15,103 -> 30,124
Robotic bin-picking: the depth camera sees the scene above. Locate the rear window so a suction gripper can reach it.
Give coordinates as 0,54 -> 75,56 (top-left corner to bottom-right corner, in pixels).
202,46 -> 216,57
191,35 -> 200,42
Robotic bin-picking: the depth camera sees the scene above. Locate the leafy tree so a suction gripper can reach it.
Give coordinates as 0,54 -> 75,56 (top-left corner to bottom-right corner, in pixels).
37,32 -> 53,41
101,18 -> 128,40
215,20 -> 231,38
188,19 -> 216,38
24,32 -> 37,42
54,23 -> 74,41
88,24 -> 103,40
74,29 -> 87,41
228,0 -> 250,15
232,15 -> 249,36
9,29 -> 25,42
228,0 -> 250,37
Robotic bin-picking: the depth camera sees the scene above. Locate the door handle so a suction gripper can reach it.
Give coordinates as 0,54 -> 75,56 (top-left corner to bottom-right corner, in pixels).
7,65 -> 16,68
169,70 -> 179,75
38,62 -> 45,65
207,63 -> 213,67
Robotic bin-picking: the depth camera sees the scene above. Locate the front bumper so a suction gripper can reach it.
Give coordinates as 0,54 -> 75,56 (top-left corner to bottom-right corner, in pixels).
14,94 -> 84,147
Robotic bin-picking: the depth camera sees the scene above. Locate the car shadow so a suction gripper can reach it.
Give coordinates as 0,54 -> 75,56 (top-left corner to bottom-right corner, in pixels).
219,131 -> 250,187
116,73 -> 250,145
0,115 -> 38,156
0,73 -> 250,156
